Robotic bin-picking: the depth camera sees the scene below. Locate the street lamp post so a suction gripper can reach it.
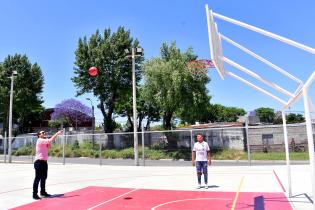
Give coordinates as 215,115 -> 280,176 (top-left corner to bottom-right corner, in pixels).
8,70 -> 17,163
125,47 -> 143,166
86,98 -> 95,148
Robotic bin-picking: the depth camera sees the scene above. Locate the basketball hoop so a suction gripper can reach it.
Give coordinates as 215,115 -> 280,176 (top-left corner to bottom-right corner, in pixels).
187,59 -> 214,80
188,59 -> 215,69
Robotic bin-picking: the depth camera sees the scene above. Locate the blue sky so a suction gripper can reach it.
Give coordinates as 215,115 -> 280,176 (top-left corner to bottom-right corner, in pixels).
0,0 -> 314,125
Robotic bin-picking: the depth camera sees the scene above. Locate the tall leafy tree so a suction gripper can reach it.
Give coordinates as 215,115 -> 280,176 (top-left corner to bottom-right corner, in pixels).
0,54 -> 44,134
72,27 -> 142,147
142,42 -> 210,130
115,87 -> 161,131
255,107 -> 275,123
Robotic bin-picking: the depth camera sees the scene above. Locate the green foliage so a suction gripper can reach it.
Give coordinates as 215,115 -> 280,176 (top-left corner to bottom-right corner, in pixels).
48,119 -> 69,129
208,104 -> 246,122
255,107 -> 275,123
72,140 -> 80,150
12,146 -> 34,156
142,42 -> 210,129
0,54 -> 44,134
286,113 -> 305,124
11,145 -> 309,161
72,27 -> 142,136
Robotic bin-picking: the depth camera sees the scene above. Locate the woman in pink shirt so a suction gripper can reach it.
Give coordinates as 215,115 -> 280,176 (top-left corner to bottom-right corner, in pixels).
32,130 -> 63,200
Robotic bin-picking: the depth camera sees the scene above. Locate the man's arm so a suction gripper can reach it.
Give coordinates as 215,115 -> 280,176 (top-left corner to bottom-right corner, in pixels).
192,151 -> 196,166
48,130 -> 63,143
207,151 -> 212,166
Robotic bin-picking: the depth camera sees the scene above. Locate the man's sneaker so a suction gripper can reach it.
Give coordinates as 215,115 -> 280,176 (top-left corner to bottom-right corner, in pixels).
205,184 -> 209,189
33,194 -> 41,200
197,184 -> 202,189
40,192 -> 51,197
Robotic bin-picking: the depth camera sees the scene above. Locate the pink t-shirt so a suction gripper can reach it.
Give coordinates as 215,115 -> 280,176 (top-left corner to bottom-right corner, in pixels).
35,138 -> 52,161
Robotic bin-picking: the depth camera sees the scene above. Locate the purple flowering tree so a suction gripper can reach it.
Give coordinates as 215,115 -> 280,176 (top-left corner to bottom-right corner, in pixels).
51,98 -> 92,128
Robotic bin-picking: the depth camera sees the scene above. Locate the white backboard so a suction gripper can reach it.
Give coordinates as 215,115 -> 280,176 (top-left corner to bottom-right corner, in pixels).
206,5 -> 225,79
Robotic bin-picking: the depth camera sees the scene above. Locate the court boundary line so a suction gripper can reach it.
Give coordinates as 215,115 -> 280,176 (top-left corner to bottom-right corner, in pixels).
273,169 -> 286,192
230,176 -> 245,210
150,197 -> 232,210
87,188 -> 138,210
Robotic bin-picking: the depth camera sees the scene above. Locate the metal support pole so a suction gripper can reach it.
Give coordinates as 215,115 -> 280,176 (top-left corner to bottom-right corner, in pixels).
132,48 -> 139,166
190,130 -> 194,157
8,73 -> 15,163
245,116 -> 251,166
62,129 -> 66,165
302,88 -> 315,210
3,132 -> 7,163
142,123 -> 145,166
282,111 -> 292,197
92,105 -> 95,148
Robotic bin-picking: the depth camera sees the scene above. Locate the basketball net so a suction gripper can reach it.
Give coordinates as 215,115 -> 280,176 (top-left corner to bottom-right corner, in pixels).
187,59 -> 215,80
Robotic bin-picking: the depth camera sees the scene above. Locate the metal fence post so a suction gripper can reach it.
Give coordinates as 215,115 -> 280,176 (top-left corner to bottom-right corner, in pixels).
99,137 -> 102,166
31,137 -> 34,164
245,116 -> 251,166
4,131 -> 7,163
62,129 -> 66,165
190,130 -> 194,159
142,123 -> 145,166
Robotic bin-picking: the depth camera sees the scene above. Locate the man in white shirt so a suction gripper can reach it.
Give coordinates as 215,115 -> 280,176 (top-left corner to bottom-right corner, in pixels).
192,133 -> 211,189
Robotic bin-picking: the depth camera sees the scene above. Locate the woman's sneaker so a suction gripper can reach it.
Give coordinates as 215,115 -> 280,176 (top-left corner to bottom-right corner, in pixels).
205,184 -> 209,189
197,184 -> 202,189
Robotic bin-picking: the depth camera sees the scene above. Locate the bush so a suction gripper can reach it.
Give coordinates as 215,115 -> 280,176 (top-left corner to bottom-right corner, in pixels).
13,146 -> 33,156
71,140 -> 80,150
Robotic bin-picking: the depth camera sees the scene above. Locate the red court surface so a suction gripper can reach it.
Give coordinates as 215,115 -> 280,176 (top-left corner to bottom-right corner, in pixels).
11,186 -> 292,210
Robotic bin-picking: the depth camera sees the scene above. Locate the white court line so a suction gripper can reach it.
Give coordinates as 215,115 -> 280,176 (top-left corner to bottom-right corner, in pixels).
151,197 -> 231,210
87,188 -> 138,210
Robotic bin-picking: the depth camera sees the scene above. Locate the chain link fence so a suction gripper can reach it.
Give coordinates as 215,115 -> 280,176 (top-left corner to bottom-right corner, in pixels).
0,123 -> 311,165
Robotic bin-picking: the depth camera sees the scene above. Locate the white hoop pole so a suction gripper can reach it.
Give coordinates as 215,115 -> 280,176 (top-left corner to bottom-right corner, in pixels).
224,57 -> 294,98
226,71 -> 287,105
220,34 -> 303,85
283,71 -> 315,110
281,111 -> 292,197
213,12 -> 315,54
302,88 -> 315,210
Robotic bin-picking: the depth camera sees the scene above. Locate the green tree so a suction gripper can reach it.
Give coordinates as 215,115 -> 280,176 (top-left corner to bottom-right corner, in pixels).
116,87 -> 161,131
0,54 -> 44,134
142,42 -> 210,130
255,107 -> 275,123
273,112 -> 305,124
72,27 -> 142,148
286,113 -> 305,123
208,104 -> 246,122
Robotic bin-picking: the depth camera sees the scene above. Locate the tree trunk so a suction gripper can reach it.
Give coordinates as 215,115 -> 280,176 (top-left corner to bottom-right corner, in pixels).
126,109 -> 133,132
163,111 -> 177,149
100,96 -> 115,149
163,111 -> 172,130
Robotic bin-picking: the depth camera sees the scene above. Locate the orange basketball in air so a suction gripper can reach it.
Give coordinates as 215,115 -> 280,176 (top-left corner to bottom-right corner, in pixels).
88,66 -> 98,77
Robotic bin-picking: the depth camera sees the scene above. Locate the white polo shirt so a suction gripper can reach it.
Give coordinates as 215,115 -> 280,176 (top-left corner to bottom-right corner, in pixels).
193,141 -> 210,161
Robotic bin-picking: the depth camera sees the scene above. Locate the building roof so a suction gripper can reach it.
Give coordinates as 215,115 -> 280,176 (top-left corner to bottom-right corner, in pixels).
189,122 -> 244,129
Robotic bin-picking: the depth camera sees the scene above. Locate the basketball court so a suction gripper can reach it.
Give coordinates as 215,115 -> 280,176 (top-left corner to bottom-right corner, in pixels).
0,163 -> 312,210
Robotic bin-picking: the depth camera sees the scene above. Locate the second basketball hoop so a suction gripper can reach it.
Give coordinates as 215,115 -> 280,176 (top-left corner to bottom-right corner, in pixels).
187,59 -> 214,80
